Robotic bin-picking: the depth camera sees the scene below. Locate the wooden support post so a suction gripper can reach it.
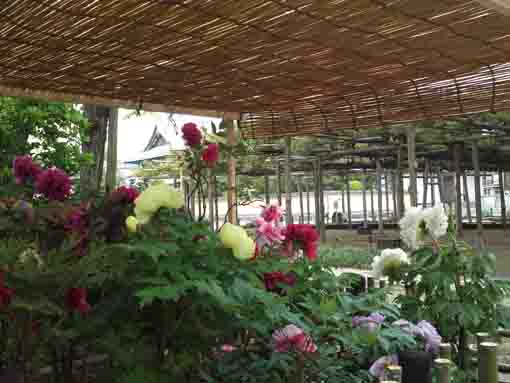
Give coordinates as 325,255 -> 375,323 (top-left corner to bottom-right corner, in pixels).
422,159 -> 430,208
370,177 -> 375,222
385,172 -> 390,217
208,169 -> 214,230
439,343 -> 452,360
313,160 -> 321,230
463,172 -> 472,223
306,181 -> 311,224
285,137 -> 293,225
392,171 -> 399,221
341,176 -> 346,215
407,127 -> 418,207
431,172 -> 436,206
396,139 -> 405,217
346,174 -> 352,228
226,121 -> 238,224
264,175 -> 270,205
435,359 -> 452,383
277,163 -> 282,207
214,176 -> 219,229
377,159 -> 384,234
499,169 -> 507,229
105,107 -> 118,193
472,142 -> 484,246
298,180 -> 304,224
438,171 -> 446,204
318,159 -> 326,242
362,171 -> 368,227
453,143 -> 464,237
478,342 -> 498,383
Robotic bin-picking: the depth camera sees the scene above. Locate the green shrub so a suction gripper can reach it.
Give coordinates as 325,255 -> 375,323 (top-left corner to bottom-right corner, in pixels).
320,246 -> 378,269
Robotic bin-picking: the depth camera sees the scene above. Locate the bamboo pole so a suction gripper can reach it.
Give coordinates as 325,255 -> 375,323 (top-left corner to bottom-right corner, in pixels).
463,171 -> 472,223
214,176 -> 219,229
370,178 -> 375,222
277,164 -> 282,207
362,171 -> 368,227
264,175 -> 270,205
285,137 -> 293,225
208,169 -> 215,229
341,176 -> 346,216
318,159 -> 326,242
472,141 -> 484,246
431,172 -> 436,206
435,359 -> 452,383
499,169 -> 507,229
422,159 -> 430,208
478,342 -> 498,383
385,172 -> 390,217
306,181 -> 311,224
392,171 -> 398,221
298,180 -> 304,223
453,143 -> 464,237
105,107 -> 118,193
227,121 -> 238,224
407,127 -> 418,207
438,171 -> 446,204
346,174 -> 352,228
377,159 -> 384,234
313,160 -> 320,230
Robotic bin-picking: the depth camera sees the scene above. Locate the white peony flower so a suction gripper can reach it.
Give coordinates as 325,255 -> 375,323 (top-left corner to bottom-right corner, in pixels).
371,248 -> 410,278
421,205 -> 448,241
399,207 -> 424,250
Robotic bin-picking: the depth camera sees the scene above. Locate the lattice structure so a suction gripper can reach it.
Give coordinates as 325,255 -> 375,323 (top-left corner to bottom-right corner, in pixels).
1,1 -> 510,136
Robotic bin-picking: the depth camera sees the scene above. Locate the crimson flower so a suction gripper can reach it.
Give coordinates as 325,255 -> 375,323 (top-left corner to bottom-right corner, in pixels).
66,288 -> 91,314
35,168 -> 72,201
0,273 -> 14,309
12,155 -> 41,185
111,186 -> 140,204
263,271 -> 296,294
273,324 -> 317,353
282,224 -> 319,261
201,143 -> 219,167
66,207 -> 88,234
182,122 -> 202,147
262,205 -> 284,223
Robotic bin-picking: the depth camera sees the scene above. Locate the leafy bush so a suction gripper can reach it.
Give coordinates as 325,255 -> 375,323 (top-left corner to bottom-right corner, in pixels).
320,246 -> 378,269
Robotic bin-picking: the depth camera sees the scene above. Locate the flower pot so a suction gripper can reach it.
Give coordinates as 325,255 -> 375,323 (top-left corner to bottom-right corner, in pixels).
398,350 -> 433,383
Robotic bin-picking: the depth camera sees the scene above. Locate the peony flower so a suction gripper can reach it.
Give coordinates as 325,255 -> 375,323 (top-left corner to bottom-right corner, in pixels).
421,205 -> 448,241
65,207 -> 88,234
282,224 -> 319,261
352,312 -> 385,332
134,183 -> 184,224
219,223 -> 249,249
369,355 -> 399,379
66,288 -> 90,314
201,143 -> 219,167
371,248 -> 409,279
111,186 -> 139,204
232,236 -> 256,261
126,216 -> 138,233
220,344 -> 237,352
12,155 -> 41,185
263,271 -> 297,293
261,205 -> 284,223
272,324 -> 317,353
182,122 -> 202,147
399,207 -> 424,250
417,320 -> 442,354
256,219 -> 284,248
35,168 -> 72,201
399,205 -> 448,250
0,273 -> 14,309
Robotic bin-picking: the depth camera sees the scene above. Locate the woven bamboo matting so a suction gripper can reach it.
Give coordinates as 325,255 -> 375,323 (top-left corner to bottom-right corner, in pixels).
1,1 -> 510,135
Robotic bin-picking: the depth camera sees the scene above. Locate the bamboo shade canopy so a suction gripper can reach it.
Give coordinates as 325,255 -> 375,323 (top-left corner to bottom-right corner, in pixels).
2,1 -> 510,133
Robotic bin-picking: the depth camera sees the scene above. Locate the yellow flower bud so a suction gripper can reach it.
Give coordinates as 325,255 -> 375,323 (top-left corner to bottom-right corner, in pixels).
219,223 -> 249,249
134,183 -> 185,223
232,236 -> 256,261
126,216 -> 138,233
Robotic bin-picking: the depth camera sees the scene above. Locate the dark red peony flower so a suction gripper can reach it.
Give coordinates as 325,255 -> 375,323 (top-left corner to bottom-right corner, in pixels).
12,155 -> 41,185
201,143 -> 219,167
111,186 -> 140,204
65,207 -> 88,234
263,271 -> 297,293
35,168 -> 72,201
282,224 -> 319,261
66,288 -> 91,314
0,273 -> 14,309
182,122 -> 202,147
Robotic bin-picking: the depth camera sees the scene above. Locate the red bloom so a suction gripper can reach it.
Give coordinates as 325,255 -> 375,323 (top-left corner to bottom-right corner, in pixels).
201,144 -> 219,167
282,224 -> 319,261
66,288 -> 91,314
263,271 -> 297,293
262,205 -> 284,223
36,168 -> 72,201
112,186 -> 140,204
65,207 -> 88,234
182,122 -> 202,147
0,273 -> 14,309
12,155 -> 41,185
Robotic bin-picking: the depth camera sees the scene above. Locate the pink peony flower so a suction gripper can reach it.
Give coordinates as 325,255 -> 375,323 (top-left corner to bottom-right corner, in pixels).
202,143 -> 219,167
111,186 -> 139,204
182,122 -> 202,147
35,168 -> 71,201
263,271 -> 297,293
262,205 -> 284,223
272,324 -> 317,353
12,155 -> 41,185
256,220 -> 285,248
66,288 -> 91,314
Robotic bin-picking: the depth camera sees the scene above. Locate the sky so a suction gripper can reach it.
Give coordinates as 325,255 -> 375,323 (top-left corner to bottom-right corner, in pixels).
116,109 -> 221,161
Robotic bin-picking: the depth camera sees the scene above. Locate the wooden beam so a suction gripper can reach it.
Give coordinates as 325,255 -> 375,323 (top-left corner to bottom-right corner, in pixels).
227,121 -> 238,224
285,137 -> 293,225
105,107 -> 118,193
318,159 -> 326,242
346,175 -> 352,228
499,169 -> 507,229
476,0 -> 510,16
0,84 -> 239,120
376,159 -> 384,233
407,127 -> 418,207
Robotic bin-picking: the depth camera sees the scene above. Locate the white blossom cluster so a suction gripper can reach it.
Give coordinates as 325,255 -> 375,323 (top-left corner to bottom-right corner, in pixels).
399,205 -> 448,250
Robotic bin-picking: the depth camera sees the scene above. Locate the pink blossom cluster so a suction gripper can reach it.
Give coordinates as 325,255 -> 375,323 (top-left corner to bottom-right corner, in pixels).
272,324 -> 317,354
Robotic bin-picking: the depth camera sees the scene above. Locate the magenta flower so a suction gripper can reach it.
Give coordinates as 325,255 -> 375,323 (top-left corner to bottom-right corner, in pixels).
65,207 -> 88,234
262,205 -> 284,223
35,168 -> 72,201
66,288 -> 91,314
263,271 -> 297,293
256,219 -> 285,248
272,324 -> 317,353
369,354 -> 399,379
181,122 -> 202,147
112,186 -> 139,204
12,155 -> 41,185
